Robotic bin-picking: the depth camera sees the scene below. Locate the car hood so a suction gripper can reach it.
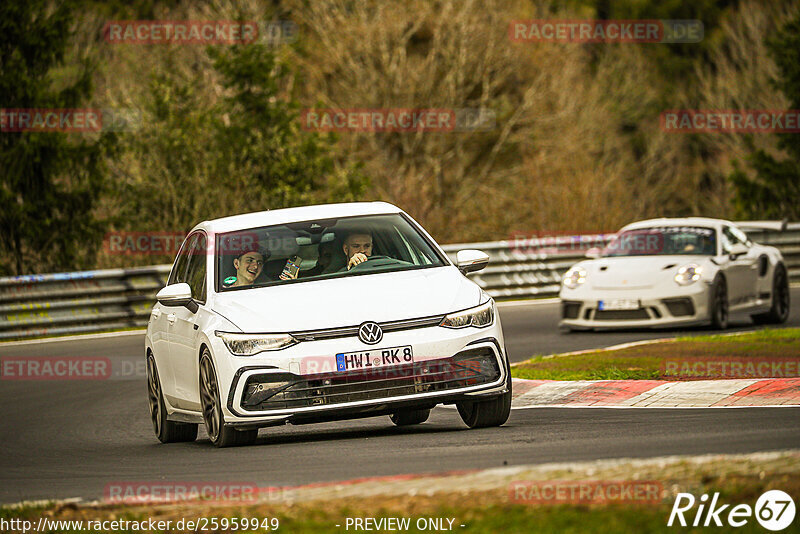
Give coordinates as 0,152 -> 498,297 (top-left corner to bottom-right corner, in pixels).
210,266 -> 482,332
585,255 -> 710,289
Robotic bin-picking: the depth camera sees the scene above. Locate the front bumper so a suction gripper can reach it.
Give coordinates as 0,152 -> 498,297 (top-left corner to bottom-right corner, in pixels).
211,319 -> 508,426
559,282 -> 711,329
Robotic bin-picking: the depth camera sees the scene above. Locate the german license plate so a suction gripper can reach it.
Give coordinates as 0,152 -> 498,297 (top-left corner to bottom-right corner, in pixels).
335,345 -> 413,372
598,299 -> 640,311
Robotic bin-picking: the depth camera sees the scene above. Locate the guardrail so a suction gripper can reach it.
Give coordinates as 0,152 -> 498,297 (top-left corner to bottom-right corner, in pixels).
1,223 -> 798,340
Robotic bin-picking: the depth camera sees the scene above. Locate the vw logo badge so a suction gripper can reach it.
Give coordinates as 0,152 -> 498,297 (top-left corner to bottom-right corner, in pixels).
358,322 -> 383,345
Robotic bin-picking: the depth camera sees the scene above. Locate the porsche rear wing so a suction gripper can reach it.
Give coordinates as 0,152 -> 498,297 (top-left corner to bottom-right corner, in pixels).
735,220 -> 788,233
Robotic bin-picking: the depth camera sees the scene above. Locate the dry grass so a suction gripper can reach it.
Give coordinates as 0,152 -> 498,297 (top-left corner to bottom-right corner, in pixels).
4,452 -> 799,532
68,0 -> 799,267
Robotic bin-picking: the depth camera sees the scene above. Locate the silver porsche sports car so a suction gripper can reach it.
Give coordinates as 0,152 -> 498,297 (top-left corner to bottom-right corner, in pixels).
559,217 -> 790,330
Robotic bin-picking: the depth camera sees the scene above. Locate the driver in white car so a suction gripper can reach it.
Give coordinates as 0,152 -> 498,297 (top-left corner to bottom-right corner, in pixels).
343,231 -> 373,270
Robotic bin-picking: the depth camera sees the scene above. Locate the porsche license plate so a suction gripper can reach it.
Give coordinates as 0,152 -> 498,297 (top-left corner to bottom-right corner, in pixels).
598,299 -> 640,311
335,345 -> 413,372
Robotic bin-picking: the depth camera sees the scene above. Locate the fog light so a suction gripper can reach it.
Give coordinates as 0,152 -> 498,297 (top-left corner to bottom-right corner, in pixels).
243,380 -> 291,406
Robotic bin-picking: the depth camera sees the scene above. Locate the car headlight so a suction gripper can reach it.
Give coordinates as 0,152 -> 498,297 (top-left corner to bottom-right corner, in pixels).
215,331 -> 298,356
440,301 -> 494,329
562,266 -> 587,289
674,263 -> 702,286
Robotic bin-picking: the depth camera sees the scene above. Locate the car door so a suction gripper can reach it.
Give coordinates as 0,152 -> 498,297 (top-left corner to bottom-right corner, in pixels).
158,233 -> 196,406
152,233 -> 194,403
721,225 -> 758,308
168,231 -> 207,411
727,225 -> 759,306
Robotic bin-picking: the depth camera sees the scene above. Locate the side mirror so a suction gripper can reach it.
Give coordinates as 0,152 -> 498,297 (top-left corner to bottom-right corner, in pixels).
729,243 -> 748,258
585,247 -> 601,259
456,249 -> 489,274
156,283 -> 198,313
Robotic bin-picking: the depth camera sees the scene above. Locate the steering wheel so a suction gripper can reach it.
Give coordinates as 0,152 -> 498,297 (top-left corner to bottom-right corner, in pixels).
347,254 -> 396,272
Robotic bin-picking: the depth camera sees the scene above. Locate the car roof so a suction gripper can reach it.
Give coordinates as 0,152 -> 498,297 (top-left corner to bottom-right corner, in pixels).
191,202 -> 403,234
619,217 -> 732,232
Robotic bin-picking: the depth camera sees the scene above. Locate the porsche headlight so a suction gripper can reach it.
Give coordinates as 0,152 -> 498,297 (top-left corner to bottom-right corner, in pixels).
440,301 -> 494,329
562,266 -> 587,289
216,331 -> 298,356
674,263 -> 702,286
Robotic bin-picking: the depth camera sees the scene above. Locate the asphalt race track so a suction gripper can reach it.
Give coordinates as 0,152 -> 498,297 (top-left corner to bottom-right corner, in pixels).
501,287 -> 800,361
1,288 -> 798,504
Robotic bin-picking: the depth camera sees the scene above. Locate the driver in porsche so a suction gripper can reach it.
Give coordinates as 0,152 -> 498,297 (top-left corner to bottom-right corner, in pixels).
343,231 -> 373,270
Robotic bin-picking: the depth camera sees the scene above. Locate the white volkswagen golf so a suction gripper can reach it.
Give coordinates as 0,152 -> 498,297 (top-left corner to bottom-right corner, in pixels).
146,202 -> 511,447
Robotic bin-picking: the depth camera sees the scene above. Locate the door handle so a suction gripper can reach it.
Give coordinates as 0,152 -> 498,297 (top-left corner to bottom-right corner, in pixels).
167,313 -> 177,325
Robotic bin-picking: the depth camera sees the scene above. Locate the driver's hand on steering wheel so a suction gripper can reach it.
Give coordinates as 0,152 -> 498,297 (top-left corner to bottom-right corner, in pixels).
347,252 -> 369,270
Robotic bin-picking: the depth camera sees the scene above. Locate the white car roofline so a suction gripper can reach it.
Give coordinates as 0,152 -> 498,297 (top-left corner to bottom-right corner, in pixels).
188,201 -> 402,235
619,217 -> 728,232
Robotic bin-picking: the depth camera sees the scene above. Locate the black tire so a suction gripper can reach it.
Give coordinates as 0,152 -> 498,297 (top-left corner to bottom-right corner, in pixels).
752,264 -> 790,325
199,351 -> 258,447
709,276 -> 729,330
390,408 -> 430,426
147,354 -> 198,443
456,363 -> 512,429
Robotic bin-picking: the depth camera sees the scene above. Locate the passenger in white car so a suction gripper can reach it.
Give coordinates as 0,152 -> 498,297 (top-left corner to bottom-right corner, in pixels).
229,248 -> 266,287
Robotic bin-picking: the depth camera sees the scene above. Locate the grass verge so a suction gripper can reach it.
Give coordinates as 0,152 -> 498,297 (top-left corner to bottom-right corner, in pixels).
2,454 -> 798,533
511,328 -> 800,381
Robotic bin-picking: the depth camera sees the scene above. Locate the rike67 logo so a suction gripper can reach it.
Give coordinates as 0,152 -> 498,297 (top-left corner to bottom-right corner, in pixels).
668,490 -> 795,531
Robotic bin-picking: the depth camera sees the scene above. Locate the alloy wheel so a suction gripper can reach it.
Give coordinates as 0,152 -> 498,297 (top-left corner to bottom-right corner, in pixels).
147,356 -> 162,436
775,269 -> 790,321
200,356 -> 221,442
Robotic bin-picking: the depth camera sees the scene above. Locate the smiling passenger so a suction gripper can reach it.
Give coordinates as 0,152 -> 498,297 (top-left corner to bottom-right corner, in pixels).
230,248 -> 266,287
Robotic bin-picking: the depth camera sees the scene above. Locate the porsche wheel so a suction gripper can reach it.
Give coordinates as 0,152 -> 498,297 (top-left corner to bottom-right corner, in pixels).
709,276 -> 729,330
199,350 -> 258,448
752,265 -> 790,324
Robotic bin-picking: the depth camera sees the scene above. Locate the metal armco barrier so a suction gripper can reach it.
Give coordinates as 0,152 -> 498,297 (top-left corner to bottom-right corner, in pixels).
0,266 -> 171,340
1,223 -> 798,340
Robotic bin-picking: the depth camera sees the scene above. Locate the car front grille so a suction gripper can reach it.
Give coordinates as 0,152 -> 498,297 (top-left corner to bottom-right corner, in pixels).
290,315 -> 446,342
593,309 -> 651,320
240,348 -> 501,412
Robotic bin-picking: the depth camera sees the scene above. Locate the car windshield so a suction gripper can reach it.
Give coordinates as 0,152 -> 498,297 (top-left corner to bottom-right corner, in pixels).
601,226 -> 716,257
216,213 -> 447,291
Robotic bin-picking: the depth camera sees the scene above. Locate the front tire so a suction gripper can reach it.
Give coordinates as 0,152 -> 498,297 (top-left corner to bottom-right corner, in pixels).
199,351 -> 258,448
456,363 -> 512,429
709,276 -> 729,330
752,265 -> 790,324
147,354 -> 197,443
390,408 -> 430,426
